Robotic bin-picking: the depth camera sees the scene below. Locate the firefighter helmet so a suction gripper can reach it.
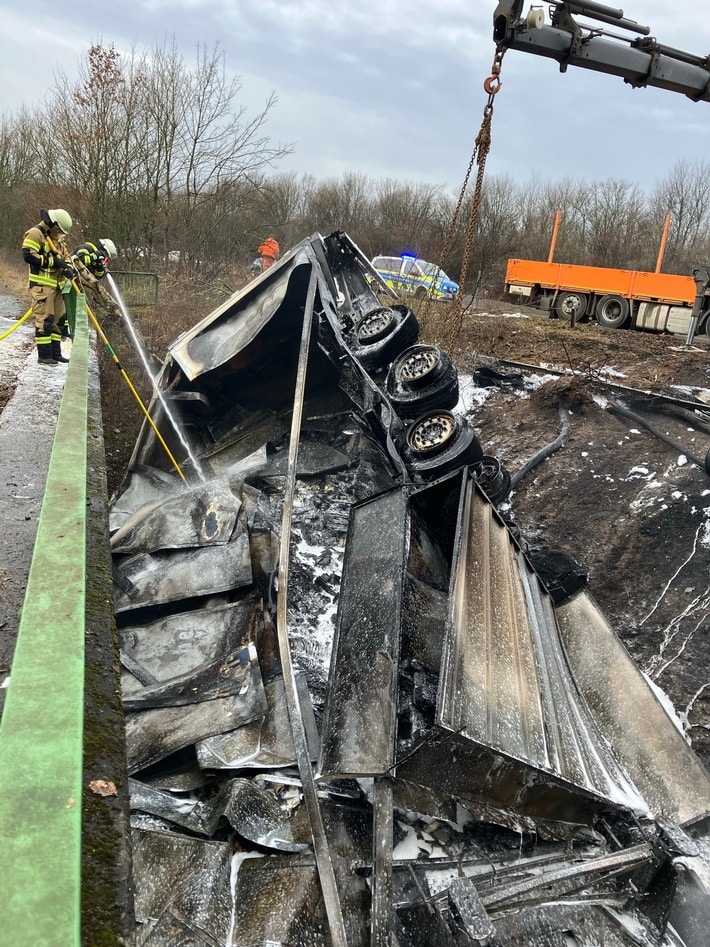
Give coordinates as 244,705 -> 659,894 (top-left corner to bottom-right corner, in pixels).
98,238 -> 117,260
47,209 -> 73,234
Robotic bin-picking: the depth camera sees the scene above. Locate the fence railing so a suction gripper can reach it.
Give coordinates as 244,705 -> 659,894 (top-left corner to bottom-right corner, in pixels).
111,270 -> 159,308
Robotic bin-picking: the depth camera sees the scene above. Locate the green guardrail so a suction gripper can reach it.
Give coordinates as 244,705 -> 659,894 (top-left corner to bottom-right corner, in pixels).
111,270 -> 159,308
0,296 -> 89,946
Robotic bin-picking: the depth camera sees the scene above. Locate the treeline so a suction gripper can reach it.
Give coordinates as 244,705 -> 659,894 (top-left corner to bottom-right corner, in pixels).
2,41 -> 710,293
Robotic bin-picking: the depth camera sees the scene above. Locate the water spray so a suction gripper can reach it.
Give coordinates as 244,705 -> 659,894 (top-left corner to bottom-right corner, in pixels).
104,272 -> 207,483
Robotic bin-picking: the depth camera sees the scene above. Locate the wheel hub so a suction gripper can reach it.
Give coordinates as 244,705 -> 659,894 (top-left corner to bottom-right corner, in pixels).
357,308 -> 394,341
407,412 -> 456,453
399,347 -> 438,383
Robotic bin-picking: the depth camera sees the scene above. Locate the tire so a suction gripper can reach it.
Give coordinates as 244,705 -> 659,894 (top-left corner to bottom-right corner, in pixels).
596,295 -> 630,329
352,304 -> 419,370
555,291 -> 587,322
400,410 -> 483,479
394,345 -> 445,389
356,307 -> 396,344
414,286 -> 427,300
385,345 -> 459,419
473,455 -> 512,507
704,315 -> 710,339
406,410 -> 458,455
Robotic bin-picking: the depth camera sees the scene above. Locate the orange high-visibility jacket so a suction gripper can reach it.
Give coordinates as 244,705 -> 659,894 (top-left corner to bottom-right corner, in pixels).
258,237 -> 280,260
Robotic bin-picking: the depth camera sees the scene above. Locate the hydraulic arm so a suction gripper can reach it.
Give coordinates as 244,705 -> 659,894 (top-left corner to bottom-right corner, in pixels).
493,1 -> 710,103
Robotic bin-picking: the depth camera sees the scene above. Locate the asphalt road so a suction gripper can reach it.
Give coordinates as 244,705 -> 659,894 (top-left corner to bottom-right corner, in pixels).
0,299 -> 68,711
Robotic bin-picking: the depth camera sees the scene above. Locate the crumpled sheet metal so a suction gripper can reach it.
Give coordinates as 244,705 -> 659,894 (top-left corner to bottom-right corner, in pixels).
109,463 -> 183,534
556,590 -> 710,826
122,645 -> 256,711
125,645 -> 267,774
196,674 -> 319,770
129,776 -> 311,852
110,478 -> 243,554
131,828 -> 232,946
231,799 -> 374,947
113,528 -> 252,613
119,592 -> 267,691
169,249 -> 313,381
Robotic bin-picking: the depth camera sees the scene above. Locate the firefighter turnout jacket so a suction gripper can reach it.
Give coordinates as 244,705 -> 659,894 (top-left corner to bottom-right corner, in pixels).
73,241 -> 107,280
71,242 -> 118,317
22,222 -> 70,290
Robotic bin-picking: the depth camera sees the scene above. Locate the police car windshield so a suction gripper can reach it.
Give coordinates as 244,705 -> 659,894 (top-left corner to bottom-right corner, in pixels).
419,261 -> 446,280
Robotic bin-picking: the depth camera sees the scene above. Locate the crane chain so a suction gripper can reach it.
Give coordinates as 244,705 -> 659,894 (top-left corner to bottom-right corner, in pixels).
440,46 -> 505,352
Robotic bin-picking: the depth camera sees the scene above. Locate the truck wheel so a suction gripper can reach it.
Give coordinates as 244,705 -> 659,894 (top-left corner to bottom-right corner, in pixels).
386,345 -> 459,418
400,410 -> 483,479
356,306 -> 396,343
596,295 -> 630,329
473,455 -> 512,507
555,291 -> 587,322
414,286 -> 427,300
392,344 -> 445,389
352,304 -> 420,370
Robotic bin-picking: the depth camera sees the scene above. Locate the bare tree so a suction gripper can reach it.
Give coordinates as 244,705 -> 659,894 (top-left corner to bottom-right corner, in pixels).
647,160 -> 710,272
34,41 -> 292,268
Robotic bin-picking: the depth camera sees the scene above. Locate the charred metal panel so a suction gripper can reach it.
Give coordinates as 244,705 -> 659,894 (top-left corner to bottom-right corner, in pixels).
231,798 -> 374,946
556,590 -> 710,825
318,487 -> 409,778
131,829 -> 232,944
125,650 -> 267,774
113,529 -> 252,613
110,479 -> 242,554
119,593 -> 266,690
169,250 -> 313,381
196,674 -> 319,770
130,776 -> 312,852
396,477 -> 646,823
122,646 -> 256,711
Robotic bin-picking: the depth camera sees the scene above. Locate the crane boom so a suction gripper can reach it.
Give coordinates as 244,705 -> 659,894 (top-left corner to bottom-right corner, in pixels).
493,1 -> 710,103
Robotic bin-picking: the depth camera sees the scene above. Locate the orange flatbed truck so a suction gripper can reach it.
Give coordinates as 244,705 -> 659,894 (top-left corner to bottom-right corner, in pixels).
504,258 -> 710,337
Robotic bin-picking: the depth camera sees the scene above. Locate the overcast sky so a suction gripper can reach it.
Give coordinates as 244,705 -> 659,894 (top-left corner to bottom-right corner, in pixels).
2,1 -> 710,197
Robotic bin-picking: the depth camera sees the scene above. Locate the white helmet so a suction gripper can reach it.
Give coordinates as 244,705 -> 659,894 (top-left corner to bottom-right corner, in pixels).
98,238 -> 117,260
48,209 -> 72,233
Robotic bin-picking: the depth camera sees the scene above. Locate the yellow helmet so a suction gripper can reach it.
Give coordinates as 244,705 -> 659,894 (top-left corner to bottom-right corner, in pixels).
48,209 -> 73,234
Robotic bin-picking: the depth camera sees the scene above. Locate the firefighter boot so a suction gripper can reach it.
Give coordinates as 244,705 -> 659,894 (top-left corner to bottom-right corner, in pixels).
51,339 -> 70,364
36,336 -> 57,366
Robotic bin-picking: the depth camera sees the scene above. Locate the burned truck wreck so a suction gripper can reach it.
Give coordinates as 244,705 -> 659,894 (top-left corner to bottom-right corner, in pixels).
109,232 -> 710,946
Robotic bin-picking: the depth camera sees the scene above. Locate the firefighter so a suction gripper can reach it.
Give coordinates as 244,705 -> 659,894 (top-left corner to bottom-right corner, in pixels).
21,208 -> 74,365
258,235 -> 280,270
69,238 -> 119,332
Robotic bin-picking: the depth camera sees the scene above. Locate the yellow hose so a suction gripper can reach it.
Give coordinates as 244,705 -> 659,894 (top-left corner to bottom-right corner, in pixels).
46,235 -> 186,480
0,308 -> 33,341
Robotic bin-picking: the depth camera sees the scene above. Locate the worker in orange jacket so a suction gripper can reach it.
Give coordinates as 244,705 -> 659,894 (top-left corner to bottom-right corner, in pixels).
258,236 -> 280,270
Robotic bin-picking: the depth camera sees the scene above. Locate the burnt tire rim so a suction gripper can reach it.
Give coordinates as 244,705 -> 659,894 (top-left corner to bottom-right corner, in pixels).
406,411 -> 457,454
356,307 -> 395,343
396,346 -> 441,387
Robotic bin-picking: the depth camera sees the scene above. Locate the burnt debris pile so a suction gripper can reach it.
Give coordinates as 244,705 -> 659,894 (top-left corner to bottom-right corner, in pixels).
109,232 -> 710,946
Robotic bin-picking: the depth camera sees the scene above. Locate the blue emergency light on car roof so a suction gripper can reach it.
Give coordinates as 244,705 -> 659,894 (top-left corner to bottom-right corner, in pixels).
400,253 -> 416,261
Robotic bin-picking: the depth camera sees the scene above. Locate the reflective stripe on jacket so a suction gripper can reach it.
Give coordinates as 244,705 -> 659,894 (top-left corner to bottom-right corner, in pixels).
22,224 -> 67,288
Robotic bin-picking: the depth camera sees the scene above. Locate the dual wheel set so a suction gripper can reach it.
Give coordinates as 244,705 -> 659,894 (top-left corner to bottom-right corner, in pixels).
349,305 -> 511,502
555,290 -> 631,328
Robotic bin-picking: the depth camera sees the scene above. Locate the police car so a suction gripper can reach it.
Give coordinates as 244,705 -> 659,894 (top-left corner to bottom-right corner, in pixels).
371,254 -> 459,301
